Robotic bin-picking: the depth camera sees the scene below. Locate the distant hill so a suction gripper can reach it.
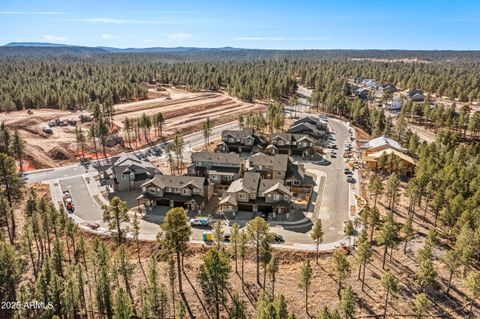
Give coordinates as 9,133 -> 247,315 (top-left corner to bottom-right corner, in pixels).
2,42 -> 480,61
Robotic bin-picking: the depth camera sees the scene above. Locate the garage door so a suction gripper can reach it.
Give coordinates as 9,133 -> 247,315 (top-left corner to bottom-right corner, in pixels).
173,201 -> 185,208
156,199 -> 170,206
258,205 -> 273,213
238,204 -> 253,212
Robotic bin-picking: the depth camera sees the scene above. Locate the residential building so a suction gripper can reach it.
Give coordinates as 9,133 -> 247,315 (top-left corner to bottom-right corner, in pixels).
98,152 -> 159,192
405,89 -> 425,102
266,133 -> 319,158
355,88 -> 369,100
138,174 -> 212,212
215,128 -> 265,154
218,172 -> 291,217
287,116 -> 327,139
385,96 -> 402,111
361,136 -> 415,176
188,150 -> 244,185
379,83 -> 397,94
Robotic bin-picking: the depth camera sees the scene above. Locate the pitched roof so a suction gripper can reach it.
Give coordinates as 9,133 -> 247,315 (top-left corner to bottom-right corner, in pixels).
249,153 -> 289,172
287,122 -> 317,133
222,128 -> 254,139
218,195 -> 237,206
113,152 -> 156,169
191,150 -> 243,165
142,174 -> 206,190
363,136 -> 406,152
258,179 -> 291,195
363,148 -> 416,165
226,172 -> 260,194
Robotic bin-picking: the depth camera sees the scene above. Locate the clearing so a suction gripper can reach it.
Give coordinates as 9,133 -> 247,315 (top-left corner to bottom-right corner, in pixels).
0,87 -> 264,169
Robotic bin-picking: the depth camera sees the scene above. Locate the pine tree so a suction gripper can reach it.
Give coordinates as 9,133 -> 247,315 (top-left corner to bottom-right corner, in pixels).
381,272 -> 398,319
413,293 -> 432,318
464,271 -> 480,318
368,174 -> 383,207
160,207 -> 191,295
229,292 -> 246,319
378,213 -> 399,269
11,128 -> 25,174
311,219 -> 324,264
339,285 -> 357,319
199,248 -> 231,319
402,215 -> 414,254
356,234 -> 372,291
330,248 -> 351,298
246,216 -> 269,286
102,196 -> 130,245
268,256 -> 279,296
113,288 -> 134,319
230,223 -> 241,274
299,259 -> 313,315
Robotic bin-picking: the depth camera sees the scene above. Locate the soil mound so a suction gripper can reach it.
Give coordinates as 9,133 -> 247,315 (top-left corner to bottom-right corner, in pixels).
48,146 -> 74,161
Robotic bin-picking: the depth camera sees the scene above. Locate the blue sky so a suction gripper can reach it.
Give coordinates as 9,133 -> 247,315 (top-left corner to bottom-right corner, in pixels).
1,0 -> 480,49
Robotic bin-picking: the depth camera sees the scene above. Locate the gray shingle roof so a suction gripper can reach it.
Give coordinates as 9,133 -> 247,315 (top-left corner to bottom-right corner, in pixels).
249,153 -> 289,172
191,150 -> 243,165
142,174 -> 206,190
364,136 -> 406,152
222,128 -> 254,140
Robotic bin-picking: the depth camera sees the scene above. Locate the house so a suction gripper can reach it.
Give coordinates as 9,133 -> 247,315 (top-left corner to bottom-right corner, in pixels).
266,133 -> 319,158
247,153 -> 289,180
362,79 -> 377,89
379,83 -> 397,94
361,136 -> 415,176
188,151 -> 244,185
218,172 -> 291,217
215,128 -> 265,154
405,89 -> 425,102
287,116 -> 327,138
355,88 -> 369,100
385,96 -> 402,111
98,152 -> 159,192
353,76 -> 364,84
137,175 -> 212,212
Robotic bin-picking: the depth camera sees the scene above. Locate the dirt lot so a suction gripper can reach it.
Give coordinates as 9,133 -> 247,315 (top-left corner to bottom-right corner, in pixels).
0,87 -> 264,169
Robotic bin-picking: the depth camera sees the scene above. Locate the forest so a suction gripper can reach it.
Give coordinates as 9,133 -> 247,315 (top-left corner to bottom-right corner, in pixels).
1,48 -> 480,112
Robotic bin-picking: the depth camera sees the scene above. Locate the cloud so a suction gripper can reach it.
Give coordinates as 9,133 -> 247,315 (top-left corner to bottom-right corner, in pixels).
79,17 -> 161,24
41,35 -> 67,42
166,33 -> 192,40
235,37 -> 326,41
0,11 -> 67,15
100,34 -> 114,39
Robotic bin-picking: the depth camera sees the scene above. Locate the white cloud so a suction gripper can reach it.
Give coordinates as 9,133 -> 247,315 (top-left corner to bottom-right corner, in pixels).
100,34 -> 114,39
41,34 -> 66,42
166,33 -> 192,40
79,17 -> 160,24
0,11 -> 67,15
235,37 -> 326,41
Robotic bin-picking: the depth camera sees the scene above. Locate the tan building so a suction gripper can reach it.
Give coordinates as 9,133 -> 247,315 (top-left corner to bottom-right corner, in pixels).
362,136 -> 416,176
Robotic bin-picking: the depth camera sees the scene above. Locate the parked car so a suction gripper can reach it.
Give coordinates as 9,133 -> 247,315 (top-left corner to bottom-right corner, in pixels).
269,233 -> 285,243
42,126 -> 53,134
344,168 -> 352,175
346,176 -> 355,183
48,121 -> 56,127
190,217 -> 211,227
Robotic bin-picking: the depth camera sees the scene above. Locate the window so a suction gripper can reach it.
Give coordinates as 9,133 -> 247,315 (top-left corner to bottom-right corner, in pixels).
293,180 -> 300,186
258,191 -> 264,197
166,187 -> 171,192
238,193 -> 245,199
149,188 -> 156,194
193,188 -> 200,193
273,194 -> 280,201
236,138 -> 240,142
228,138 -> 234,143
182,188 -> 190,195
284,195 -> 289,201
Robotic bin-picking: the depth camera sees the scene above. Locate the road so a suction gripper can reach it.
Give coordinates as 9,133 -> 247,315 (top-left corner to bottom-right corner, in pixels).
24,95 -> 356,250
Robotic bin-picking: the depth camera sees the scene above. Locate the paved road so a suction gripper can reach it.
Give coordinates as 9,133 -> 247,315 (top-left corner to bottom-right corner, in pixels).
60,176 -> 103,222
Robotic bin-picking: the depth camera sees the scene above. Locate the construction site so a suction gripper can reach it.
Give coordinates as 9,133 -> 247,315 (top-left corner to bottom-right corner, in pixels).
0,87 -> 265,170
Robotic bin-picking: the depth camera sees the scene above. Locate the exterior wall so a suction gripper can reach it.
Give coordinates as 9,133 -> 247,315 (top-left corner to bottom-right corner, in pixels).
265,190 -> 289,203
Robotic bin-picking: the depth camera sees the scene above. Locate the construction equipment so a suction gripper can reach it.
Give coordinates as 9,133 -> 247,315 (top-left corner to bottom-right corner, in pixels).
62,190 -> 75,213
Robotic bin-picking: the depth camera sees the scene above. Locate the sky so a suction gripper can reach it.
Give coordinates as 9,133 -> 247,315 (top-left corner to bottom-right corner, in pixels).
1,0 -> 480,50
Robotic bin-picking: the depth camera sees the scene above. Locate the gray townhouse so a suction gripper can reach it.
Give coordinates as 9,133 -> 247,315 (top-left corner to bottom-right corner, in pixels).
215,128 -> 266,154
218,172 -> 291,217
98,152 -> 159,192
137,174 -> 212,212
188,150 -> 244,185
